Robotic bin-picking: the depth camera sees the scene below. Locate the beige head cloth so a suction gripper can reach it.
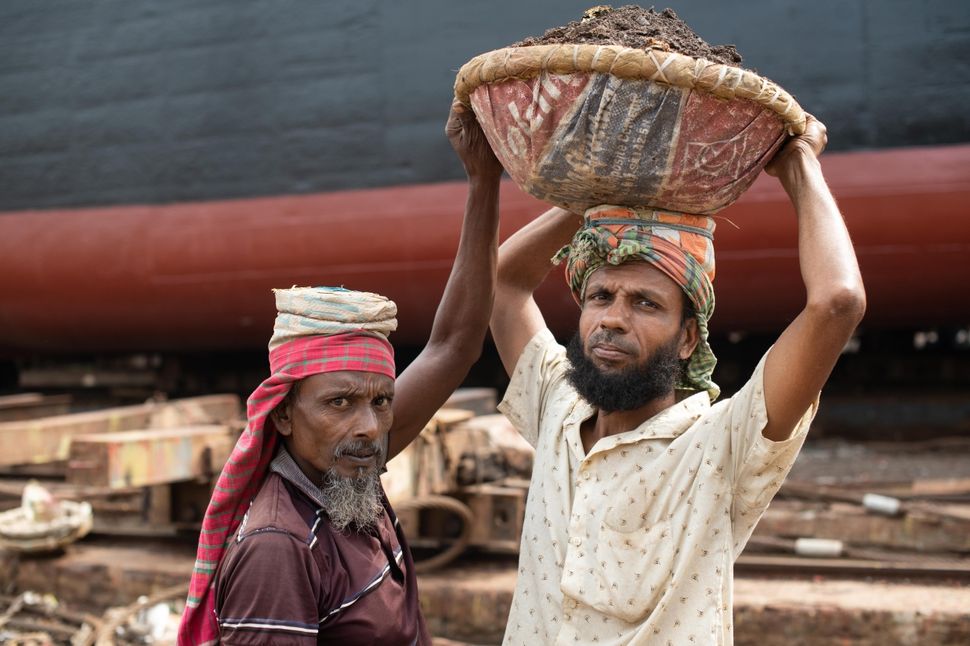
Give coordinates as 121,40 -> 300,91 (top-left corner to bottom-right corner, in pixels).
268,286 -> 398,351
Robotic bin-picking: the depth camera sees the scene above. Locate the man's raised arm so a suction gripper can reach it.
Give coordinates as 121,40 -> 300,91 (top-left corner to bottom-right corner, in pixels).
387,102 -> 504,459
761,116 -> 867,442
490,207 -> 583,376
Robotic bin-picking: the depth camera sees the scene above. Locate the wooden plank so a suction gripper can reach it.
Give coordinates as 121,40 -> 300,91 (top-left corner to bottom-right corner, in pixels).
757,501 -> 970,553
443,388 -> 498,417
66,425 -> 234,488
0,393 -> 72,422
18,366 -> 157,389
0,478 -> 143,503
852,477 -> 970,500
434,408 -> 476,429
735,554 -> 970,580
781,481 -> 970,523
0,394 -> 241,467
0,462 -> 69,478
0,393 -> 53,408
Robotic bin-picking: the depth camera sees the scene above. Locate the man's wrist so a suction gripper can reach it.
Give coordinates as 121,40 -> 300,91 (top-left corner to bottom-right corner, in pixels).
467,171 -> 503,190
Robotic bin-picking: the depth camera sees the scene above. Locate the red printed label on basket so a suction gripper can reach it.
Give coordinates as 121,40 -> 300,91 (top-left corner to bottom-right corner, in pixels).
470,73 -> 592,188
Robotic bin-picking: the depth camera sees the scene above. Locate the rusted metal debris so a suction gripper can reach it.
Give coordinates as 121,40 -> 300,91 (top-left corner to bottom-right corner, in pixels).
67,425 -> 235,489
0,394 -> 242,468
0,583 -> 188,646
0,591 -> 102,646
1,382 -> 969,642
0,394 -> 245,540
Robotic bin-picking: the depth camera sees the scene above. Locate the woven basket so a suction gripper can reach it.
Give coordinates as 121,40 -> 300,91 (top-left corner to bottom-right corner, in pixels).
455,44 -> 806,215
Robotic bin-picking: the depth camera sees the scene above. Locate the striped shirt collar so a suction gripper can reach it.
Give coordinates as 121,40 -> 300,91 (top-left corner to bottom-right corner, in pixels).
270,445 -> 329,509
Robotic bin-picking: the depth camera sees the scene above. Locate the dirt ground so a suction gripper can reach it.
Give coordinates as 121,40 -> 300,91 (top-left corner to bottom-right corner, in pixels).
513,5 -> 743,66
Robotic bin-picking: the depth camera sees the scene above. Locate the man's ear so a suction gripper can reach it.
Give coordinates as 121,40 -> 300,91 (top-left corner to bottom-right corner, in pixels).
679,317 -> 699,361
271,396 -> 294,437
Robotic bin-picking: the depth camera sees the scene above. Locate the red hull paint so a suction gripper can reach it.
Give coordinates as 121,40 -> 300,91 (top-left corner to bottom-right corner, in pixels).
1,145 -> 968,354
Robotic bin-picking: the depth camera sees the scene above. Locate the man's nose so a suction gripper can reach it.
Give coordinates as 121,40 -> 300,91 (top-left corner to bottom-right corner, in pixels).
599,300 -> 629,332
352,406 -> 381,442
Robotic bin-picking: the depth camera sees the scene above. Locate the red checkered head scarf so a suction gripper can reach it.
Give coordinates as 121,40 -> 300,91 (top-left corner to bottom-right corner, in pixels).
179,287 -> 397,646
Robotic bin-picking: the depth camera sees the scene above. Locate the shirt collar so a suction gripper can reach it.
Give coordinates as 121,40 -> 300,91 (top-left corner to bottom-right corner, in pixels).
270,445 -> 328,509
568,390 -> 711,457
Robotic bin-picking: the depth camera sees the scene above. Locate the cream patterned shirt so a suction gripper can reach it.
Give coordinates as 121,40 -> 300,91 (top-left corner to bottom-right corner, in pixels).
498,329 -> 816,645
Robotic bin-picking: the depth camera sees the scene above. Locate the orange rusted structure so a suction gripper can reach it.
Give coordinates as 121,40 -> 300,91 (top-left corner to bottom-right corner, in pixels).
0,144 -> 968,355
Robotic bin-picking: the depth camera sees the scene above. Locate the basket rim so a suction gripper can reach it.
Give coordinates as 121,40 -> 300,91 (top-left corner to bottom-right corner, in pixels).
454,43 -> 806,135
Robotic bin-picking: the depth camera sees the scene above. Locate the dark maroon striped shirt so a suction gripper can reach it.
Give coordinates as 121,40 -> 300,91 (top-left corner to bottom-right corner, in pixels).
214,450 -> 429,645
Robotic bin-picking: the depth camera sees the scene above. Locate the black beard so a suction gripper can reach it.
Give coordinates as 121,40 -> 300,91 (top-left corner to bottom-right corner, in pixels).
565,330 -> 683,412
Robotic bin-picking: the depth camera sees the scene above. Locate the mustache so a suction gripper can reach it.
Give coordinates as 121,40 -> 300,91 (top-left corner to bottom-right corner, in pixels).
333,438 -> 385,460
586,329 -> 636,354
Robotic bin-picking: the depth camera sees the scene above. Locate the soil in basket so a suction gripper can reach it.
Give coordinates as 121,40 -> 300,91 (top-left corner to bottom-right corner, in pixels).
514,5 -> 742,67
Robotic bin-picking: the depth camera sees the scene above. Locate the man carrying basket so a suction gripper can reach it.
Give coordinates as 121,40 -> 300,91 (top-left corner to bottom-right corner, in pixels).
490,115 -> 865,644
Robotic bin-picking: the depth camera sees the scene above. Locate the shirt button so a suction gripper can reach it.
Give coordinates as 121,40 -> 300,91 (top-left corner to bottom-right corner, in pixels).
583,471 -> 591,480
570,537 -> 582,547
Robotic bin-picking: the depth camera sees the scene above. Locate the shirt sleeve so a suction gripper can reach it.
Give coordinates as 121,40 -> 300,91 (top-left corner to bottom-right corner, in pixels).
724,349 -> 819,555
497,328 -> 570,448
216,530 -> 323,645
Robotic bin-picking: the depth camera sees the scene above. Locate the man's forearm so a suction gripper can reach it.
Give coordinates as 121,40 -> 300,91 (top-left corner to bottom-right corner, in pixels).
387,173 -> 500,457
759,147 -> 866,441
779,155 -> 865,310
489,206 -> 582,375
497,206 -> 583,293
426,175 -> 501,351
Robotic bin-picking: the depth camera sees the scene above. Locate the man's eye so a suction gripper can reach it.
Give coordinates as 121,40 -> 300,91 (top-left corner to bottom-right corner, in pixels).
329,397 -> 349,408
374,396 -> 393,408
638,299 -> 658,309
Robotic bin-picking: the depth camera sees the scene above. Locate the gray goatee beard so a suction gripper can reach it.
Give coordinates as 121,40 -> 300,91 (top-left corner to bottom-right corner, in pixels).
320,439 -> 386,533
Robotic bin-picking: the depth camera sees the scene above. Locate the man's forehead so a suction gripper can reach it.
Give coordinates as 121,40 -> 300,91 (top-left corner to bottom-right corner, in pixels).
587,261 -> 678,292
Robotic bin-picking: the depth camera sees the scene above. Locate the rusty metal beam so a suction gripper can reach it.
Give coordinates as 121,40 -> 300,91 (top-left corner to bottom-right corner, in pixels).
67,425 -> 235,488
0,394 -> 241,467
1,144 -> 968,356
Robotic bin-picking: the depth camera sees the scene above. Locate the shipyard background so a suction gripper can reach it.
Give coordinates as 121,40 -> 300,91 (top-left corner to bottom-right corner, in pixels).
0,1 -> 968,644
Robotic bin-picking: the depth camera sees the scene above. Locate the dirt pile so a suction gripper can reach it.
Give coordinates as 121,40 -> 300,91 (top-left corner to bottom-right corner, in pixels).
513,5 -> 742,67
